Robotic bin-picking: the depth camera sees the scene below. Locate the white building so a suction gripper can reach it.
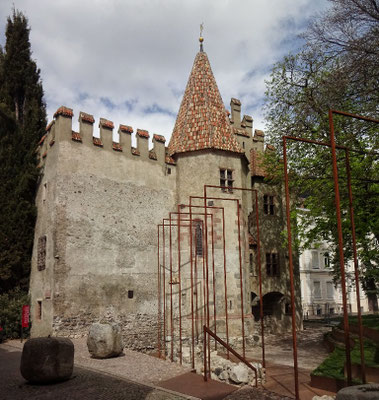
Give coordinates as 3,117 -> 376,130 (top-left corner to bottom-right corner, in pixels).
299,245 -> 370,318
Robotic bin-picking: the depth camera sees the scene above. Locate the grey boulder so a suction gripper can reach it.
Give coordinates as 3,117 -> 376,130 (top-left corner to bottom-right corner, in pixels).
229,363 -> 249,384
87,322 -> 123,358
20,337 -> 74,383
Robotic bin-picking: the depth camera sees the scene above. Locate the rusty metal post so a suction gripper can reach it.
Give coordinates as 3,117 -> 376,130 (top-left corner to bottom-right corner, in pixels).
186,201 -> 228,355
191,196 -> 243,360
255,190 -> 265,368
157,225 -> 161,358
202,195 -> 211,376
345,150 -> 366,383
169,214 -> 174,362
162,223 -> 166,358
236,200 -> 246,358
282,137 -> 300,400
210,209 -> 217,348
328,109 -> 352,385
221,207 -> 229,358
282,133 -> 376,386
203,324 -> 207,382
204,186 -> 246,358
189,203 -> 195,369
177,206 -> 183,365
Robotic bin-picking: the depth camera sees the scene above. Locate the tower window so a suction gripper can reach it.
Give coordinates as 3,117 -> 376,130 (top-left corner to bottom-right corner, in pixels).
194,220 -> 203,256
263,195 -> 275,215
249,252 -> 254,275
266,253 -> 279,277
128,290 -> 134,299
220,169 -> 234,192
37,235 -> 47,271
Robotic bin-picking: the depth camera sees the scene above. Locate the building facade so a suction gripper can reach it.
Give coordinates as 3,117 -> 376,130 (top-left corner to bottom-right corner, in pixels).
300,245 -> 370,318
30,42 -> 302,352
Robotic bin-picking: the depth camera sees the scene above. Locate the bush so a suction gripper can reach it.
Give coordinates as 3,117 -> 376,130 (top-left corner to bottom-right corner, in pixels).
0,289 -> 30,342
375,346 -> 379,364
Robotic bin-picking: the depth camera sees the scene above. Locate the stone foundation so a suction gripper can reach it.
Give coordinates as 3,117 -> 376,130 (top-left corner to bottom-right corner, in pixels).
53,312 -> 158,352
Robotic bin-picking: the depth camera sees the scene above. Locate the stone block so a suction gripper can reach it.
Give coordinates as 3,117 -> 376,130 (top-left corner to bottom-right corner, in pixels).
87,322 -> 123,358
229,363 -> 249,384
336,384 -> 379,400
20,337 -> 74,383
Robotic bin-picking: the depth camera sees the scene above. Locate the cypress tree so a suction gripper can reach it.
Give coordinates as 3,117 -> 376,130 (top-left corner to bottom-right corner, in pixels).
0,9 -> 46,293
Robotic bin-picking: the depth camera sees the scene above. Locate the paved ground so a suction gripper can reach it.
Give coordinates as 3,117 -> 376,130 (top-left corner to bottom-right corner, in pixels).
246,322 -> 331,371
0,342 -> 196,400
0,324 -> 335,400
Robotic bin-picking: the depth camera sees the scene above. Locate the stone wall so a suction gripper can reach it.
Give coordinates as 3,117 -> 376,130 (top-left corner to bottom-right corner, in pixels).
52,312 -> 159,352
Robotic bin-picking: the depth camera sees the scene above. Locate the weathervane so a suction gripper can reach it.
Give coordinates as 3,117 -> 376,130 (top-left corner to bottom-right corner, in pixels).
199,22 -> 204,52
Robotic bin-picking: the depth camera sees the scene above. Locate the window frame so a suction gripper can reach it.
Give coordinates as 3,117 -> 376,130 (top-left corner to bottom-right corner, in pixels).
194,219 -> 203,257
266,252 -> 279,277
263,194 -> 275,215
220,168 -> 234,193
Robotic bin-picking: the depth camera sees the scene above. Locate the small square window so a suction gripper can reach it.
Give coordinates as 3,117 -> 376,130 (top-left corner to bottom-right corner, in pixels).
128,290 -> 134,299
220,169 -> 233,192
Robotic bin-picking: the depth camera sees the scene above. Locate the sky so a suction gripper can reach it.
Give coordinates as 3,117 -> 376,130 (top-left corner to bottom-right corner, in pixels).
0,0 -> 329,144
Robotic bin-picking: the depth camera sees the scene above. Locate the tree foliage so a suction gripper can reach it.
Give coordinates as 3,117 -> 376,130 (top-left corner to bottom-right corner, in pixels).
264,0 -> 378,310
0,10 -> 46,293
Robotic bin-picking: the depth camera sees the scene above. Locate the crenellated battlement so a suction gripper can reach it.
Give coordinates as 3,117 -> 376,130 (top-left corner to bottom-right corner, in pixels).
37,106 -> 175,169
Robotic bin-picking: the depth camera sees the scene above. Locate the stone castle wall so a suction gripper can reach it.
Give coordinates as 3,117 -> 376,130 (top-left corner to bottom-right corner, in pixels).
30,107 -> 177,341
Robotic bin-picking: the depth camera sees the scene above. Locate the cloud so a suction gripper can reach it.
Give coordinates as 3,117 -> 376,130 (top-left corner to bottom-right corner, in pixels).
0,0 -> 329,144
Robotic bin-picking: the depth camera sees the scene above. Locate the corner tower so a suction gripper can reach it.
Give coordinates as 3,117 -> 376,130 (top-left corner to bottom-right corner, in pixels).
169,40 -> 246,205
170,38 -> 254,339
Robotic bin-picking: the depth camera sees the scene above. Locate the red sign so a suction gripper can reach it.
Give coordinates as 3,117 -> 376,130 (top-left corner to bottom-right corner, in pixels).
22,305 -> 30,328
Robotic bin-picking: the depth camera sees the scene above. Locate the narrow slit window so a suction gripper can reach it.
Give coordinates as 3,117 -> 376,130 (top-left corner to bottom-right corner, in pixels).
37,235 -> 47,271
194,220 -> 203,256
37,301 -> 42,320
128,290 -> 134,299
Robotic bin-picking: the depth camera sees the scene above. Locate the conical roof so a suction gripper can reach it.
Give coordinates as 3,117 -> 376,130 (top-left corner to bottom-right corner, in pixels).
168,51 -> 243,156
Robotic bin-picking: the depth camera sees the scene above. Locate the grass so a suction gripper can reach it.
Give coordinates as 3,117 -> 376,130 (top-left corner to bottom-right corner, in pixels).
348,314 -> 379,331
312,338 -> 379,381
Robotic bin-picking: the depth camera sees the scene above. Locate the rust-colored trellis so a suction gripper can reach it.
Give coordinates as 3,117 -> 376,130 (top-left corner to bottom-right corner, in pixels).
157,184 -> 266,378
156,109 -> 377,398
283,109 -> 379,400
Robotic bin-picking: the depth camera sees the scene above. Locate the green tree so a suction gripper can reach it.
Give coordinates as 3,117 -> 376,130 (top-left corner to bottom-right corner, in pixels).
264,0 -> 378,310
0,9 -> 46,293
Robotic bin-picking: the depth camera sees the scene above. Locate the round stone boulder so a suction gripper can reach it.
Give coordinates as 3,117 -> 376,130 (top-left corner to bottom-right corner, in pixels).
87,322 -> 123,359
336,384 -> 379,400
20,337 -> 74,383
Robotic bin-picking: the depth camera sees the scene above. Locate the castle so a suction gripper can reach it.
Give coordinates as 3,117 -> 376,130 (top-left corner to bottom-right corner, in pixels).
30,40 -> 302,357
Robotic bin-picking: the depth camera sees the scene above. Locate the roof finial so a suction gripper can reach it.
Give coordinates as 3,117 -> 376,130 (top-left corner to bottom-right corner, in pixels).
199,22 -> 204,52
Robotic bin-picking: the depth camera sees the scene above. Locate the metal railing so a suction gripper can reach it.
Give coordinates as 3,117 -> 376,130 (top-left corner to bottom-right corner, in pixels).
203,325 -> 258,387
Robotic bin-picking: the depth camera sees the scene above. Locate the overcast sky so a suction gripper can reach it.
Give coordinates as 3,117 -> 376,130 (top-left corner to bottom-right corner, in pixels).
1,0 -> 329,144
